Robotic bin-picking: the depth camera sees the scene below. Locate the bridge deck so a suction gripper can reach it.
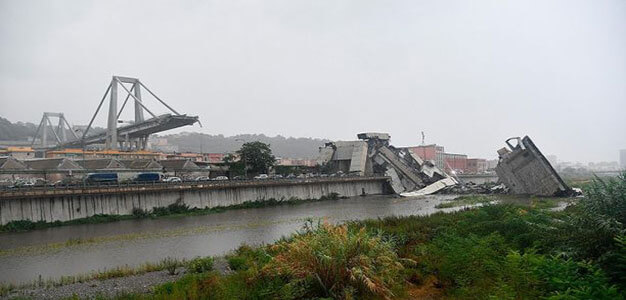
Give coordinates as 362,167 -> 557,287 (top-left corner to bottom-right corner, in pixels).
57,114 -> 198,148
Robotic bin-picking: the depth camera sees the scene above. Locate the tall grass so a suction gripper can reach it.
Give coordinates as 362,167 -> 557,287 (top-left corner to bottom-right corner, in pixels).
264,221 -> 407,299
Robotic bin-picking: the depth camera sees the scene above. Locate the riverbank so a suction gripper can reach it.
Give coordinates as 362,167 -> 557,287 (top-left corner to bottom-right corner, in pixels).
66,176 -> 626,298
0,193 -> 345,233
1,194 -> 463,285
4,181 -> 623,299
1,257 -> 230,299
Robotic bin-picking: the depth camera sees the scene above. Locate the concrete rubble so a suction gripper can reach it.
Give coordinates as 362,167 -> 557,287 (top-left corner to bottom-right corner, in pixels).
495,136 -> 573,197
318,132 -> 457,195
437,181 -> 509,195
319,133 -> 577,197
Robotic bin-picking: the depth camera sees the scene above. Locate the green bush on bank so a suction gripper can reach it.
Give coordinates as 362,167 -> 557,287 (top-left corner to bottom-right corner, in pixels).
186,257 -> 214,274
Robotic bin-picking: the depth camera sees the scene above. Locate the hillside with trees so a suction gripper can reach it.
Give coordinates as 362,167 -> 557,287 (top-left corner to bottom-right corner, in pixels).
0,117 -> 38,141
160,132 -> 329,159
1,117 -> 329,158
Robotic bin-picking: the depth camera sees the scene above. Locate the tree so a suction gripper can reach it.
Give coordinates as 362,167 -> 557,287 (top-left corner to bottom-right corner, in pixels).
223,153 -> 245,177
237,141 -> 276,175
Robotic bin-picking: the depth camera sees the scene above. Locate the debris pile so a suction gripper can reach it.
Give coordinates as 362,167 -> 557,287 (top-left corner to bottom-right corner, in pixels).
318,132 -> 456,195
319,133 -> 577,198
437,182 -> 508,195
495,136 -> 573,197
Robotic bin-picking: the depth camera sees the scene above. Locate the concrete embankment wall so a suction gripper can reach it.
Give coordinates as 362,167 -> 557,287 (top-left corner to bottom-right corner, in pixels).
0,177 -> 387,225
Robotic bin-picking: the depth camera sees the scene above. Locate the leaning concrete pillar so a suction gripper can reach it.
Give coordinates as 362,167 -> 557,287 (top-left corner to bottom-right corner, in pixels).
106,78 -> 118,149
42,116 -> 48,147
57,115 -> 66,142
134,82 -> 144,123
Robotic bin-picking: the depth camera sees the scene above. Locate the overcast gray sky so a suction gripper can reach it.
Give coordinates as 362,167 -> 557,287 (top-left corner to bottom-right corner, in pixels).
0,0 -> 624,163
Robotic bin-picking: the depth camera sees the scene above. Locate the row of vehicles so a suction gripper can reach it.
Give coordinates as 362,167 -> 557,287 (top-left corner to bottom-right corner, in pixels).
3,171 -> 351,189
84,173 -> 175,184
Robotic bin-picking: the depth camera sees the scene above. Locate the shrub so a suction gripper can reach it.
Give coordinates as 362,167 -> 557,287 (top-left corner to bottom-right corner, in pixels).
131,207 -> 149,218
264,221 -> 406,299
161,257 -> 180,275
187,257 -> 214,274
565,174 -> 626,259
152,201 -> 190,216
227,256 -> 248,272
152,273 -> 208,299
319,192 -> 340,200
0,220 -> 36,232
418,232 -> 510,297
505,251 -> 623,299
226,245 -> 271,271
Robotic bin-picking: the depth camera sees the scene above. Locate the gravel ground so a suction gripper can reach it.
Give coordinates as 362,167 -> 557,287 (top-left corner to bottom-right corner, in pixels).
3,258 -> 231,300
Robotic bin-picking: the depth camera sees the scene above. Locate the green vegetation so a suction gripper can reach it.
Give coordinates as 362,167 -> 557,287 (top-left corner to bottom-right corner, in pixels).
436,194 -> 564,210
435,195 -> 492,208
97,173 -> 626,299
0,215 -> 137,233
0,193 -> 343,233
186,257 -> 214,274
224,140 -> 276,176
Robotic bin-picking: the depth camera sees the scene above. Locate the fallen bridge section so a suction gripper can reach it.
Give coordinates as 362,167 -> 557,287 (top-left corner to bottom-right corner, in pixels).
0,177 -> 388,225
495,136 -> 571,196
318,132 -> 455,195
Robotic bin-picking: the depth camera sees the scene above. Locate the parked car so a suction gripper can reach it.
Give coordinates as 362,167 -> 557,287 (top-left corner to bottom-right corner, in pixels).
195,176 -> 211,181
254,174 -> 269,180
32,178 -> 49,186
163,176 -> 182,183
233,176 -> 246,180
53,178 -> 81,187
286,174 -> 296,179
12,180 -> 35,188
213,176 -> 229,181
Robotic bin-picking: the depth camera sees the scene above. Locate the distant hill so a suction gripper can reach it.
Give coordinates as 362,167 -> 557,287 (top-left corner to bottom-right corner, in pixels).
0,116 -> 105,143
1,117 -> 329,158
0,117 -> 38,141
160,132 -> 330,159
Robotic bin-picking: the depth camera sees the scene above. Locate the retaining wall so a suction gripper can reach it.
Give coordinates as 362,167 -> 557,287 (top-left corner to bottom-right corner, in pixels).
0,177 -> 388,225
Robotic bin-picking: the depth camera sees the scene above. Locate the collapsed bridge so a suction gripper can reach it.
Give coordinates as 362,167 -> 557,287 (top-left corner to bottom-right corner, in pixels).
37,76 -> 199,150
318,132 -> 457,196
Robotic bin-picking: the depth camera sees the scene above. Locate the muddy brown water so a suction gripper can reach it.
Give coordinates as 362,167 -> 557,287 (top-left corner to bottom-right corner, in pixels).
0,194 -> 464,285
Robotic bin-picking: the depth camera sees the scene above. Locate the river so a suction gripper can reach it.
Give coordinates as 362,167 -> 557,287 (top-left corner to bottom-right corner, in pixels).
0,194 -> 459,285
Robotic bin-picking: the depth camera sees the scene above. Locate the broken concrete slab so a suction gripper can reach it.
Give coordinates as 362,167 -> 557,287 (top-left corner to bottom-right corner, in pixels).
436,181 -> 508,195
400,177 -> 458,197
495,136 -> 572,197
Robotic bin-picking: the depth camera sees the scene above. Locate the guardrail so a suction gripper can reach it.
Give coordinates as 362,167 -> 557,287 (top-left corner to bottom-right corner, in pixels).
0,176 -> 390,199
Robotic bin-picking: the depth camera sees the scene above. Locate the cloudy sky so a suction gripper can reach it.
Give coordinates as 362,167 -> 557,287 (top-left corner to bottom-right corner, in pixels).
1,0 -> 624,163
